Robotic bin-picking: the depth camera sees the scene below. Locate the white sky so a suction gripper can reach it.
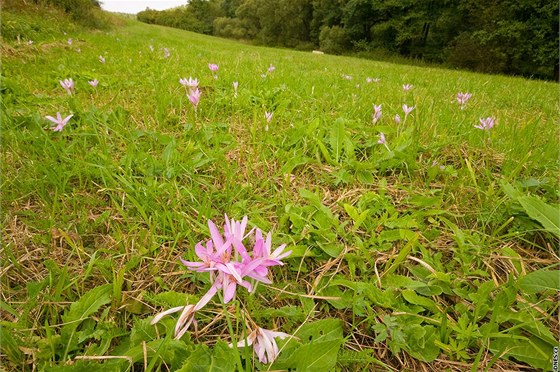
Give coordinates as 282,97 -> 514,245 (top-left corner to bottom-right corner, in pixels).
100,1 -> 187,14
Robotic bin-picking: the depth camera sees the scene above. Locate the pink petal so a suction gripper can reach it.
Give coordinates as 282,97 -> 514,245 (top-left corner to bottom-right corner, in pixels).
194,284 -> 217,311
61,114 -> 73,125
223,281 -> 237,303
208,219 -> 225,248
45,115 -> 58,124
150,305 -> 184,325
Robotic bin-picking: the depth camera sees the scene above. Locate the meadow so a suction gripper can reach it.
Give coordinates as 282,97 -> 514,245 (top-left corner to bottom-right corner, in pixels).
1,7 -> 559,371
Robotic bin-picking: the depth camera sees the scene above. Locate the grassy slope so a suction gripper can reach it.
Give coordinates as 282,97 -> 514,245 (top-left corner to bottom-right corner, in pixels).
2,9 -> 559,371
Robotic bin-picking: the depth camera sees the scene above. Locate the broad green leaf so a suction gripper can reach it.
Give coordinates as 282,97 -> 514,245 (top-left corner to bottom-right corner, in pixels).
118,339 -> 190,368
517,196 -> 560,236
177,342 -> 235,372
490,335 -> 552,370
294,339 -> 344,371
401,289 -> 438,312
316,138 -> 334,165
61,284 -> 112,360
329,118 -> 345,163
403,325 -> 440,362
517,269 -> 560,294
295,318 -> 343,342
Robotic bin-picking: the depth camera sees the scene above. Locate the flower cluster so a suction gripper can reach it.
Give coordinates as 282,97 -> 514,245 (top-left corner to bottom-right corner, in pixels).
456,92 -> 472,109
151,215 -> 292,363
475,116 -> 496,130
180,77 -> 201,109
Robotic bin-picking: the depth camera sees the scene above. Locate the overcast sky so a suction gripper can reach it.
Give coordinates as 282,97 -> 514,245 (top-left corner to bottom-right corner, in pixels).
100,1 -> 187,14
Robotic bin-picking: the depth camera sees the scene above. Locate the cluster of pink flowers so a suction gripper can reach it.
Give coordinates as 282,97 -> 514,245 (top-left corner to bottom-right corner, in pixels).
60,78 -> 74,95
402,83 -> 413,92
475,116 -> 496,130
179,77 -> 201,109
151,215 -> 291,363
456,92 -> 472,109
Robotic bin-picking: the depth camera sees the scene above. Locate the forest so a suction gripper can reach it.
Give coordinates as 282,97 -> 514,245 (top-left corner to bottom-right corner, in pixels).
136,0 -> 559,80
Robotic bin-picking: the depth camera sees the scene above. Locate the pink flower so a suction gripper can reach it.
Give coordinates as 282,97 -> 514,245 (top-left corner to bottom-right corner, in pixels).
59,78 -> 74,95
208,63 -> 219,72
99,55 -> 105,63
403,84 -> 413,92
377,132 -> 386,145
242,229 -> 291,283
402,104 -> 415,116
366,77 -> 380,83
267,64 -> 275,73
180,77 -> 199,90
394,114 -> 401,124
88,79 -> 99,88
189,88 -> 201,108
456,92 -> 472,109
45,112 -> 73,132
475,117 -> 496,130
342,74 -> 352,80
372,104 -> 382,123
265,111 -> 273,123
67,38 -> 72,45
234,327 -> 291,364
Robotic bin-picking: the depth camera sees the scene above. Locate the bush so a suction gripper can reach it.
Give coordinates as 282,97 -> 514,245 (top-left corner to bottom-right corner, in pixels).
319,26 -> 350,55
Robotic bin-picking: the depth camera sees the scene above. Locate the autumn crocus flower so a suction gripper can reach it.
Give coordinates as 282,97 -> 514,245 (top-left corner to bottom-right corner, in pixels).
180,77 -> 199,91
372,104 -> 382,123
67,38 -> 72,45
155,215 -> 291,341
456,92 -> 472,109
394,114 -> 401,124
234,327 -> 291,364
377,132 -> 386,145
189,88 -> 201,109
88,79 -> 98,88
402,104 -> 415,116
403,84 -> 413,91
208,63 -> 219,78
475,117 -> 496,130
60,78 -> 74,95
45,112 -> 73,132
163,48 -> 170,58
265,112 -> 273,123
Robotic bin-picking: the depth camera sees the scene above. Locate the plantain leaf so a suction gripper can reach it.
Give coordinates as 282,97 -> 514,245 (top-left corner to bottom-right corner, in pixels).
329,118 -> 346,164
517,269 -> 560,294
517,196 -> 560,236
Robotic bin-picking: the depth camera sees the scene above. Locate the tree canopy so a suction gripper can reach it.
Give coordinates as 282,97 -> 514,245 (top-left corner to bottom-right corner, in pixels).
137,0 -> 558,80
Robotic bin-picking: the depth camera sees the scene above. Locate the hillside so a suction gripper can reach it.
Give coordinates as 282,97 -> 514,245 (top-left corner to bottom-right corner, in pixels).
1,8 -> 559,371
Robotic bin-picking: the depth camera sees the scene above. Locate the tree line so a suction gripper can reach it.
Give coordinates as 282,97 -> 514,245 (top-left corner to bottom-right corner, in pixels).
137,0 -> 558,80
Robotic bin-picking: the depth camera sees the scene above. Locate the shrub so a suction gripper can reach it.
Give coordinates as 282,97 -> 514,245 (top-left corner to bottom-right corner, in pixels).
319,26 -> 350,55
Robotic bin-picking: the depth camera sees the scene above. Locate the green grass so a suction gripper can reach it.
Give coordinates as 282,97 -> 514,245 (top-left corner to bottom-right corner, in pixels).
2,8 -> 559,371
